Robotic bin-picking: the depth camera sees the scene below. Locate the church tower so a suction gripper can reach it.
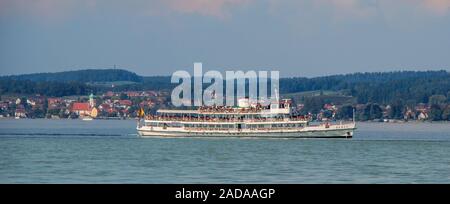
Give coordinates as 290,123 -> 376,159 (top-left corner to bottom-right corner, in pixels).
89,93 -> 95,108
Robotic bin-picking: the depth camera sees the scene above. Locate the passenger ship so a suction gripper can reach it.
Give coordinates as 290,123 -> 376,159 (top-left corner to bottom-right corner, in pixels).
137,99 -> 356,138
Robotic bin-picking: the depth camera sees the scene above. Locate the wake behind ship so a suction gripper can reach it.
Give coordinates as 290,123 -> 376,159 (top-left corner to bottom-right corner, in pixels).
137,98 -> 356,138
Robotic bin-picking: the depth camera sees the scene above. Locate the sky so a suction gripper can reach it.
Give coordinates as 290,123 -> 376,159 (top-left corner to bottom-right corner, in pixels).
0,0 -> 450,77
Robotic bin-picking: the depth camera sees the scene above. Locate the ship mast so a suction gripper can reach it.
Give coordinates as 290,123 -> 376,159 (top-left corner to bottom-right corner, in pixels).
353,108 -> 356,123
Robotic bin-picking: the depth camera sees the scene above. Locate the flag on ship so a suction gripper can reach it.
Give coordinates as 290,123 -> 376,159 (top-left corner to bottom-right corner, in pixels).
138,108 -> 145,118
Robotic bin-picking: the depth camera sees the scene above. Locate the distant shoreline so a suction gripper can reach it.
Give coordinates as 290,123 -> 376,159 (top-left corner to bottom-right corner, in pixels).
1,117 -> 448,124
0,117 -> 136,121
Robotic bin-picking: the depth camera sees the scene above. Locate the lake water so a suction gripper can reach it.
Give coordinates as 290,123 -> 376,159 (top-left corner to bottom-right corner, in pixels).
0,119 -> 449,183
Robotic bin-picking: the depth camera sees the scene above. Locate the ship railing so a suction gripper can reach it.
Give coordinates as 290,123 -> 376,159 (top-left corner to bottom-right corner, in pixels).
182,127 -> 305,131
197,106 -> 271,114
144,116 -> 309,123
184,127 -> 236,131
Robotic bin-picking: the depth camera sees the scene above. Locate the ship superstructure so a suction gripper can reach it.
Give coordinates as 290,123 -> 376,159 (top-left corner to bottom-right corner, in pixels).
137,99 -> 356,138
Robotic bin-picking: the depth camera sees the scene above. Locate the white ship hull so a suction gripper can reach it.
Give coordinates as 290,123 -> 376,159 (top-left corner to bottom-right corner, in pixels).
137,103 -> 357,139
137,123 -> 356,139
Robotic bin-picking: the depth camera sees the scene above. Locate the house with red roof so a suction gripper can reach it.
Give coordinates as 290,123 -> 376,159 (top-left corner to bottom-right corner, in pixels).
0,102 -> 8,110
104,91 -> 115,97
126,91 -> 140,97
71,102 -> 91,116
47,98 -> 61,105
117,100 -> 133,107
99,103 -> 114,113
15,108 -> 26,118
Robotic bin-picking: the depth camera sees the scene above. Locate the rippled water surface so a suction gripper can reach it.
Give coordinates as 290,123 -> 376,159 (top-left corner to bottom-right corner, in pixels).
0,119 -> 449,183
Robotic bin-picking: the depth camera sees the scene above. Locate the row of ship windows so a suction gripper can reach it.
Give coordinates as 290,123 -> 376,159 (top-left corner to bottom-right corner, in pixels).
146,122 -> 305,128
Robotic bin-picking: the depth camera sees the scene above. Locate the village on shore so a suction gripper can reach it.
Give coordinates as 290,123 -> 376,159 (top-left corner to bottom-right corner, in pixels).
0,91 -> 167,120
1,90 -> 449,122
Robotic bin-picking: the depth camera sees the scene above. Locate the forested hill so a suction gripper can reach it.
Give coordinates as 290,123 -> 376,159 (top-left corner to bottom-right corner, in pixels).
279,70 -> 450,104
1,69 -> 143,83
279,70 -> 449,93
0,70 -> 449,105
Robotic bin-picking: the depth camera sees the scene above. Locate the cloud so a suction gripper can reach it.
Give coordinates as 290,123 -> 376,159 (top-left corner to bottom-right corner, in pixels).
315,0 -> 378,19
314,0 -> 449,19
0,0 -> 252,20
0,0 -> 95,22
0,0 -> 449,21
163,0 -> 252,19
422,0 -> 450,15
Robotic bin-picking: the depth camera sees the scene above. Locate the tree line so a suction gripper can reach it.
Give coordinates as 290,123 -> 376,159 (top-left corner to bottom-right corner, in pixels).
1,70 -> 449,109
1,69 -> 143,83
